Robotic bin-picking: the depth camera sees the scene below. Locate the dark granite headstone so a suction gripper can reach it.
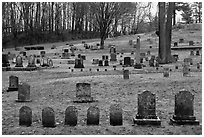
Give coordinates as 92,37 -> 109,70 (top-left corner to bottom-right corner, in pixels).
129,40 -> 133,45
189,41 -> 194,46
98,60 -> 103,66
174,42 -> 178,47
74,83 -> 94,103
196,50 -> 200,56
183,64 -> 190,76
110,104 -> 123,126
15,55 -> 23,67
19,106 -> 32,126
65,106 -> 78,126
133,90 -> 161,125
124,57 -> 131,67
87,106 -> 100,125
42,107 -> 56,127
102,55 -> 106,60
179,38 -> 184,43
104,60 -> 109,66
40,51 -> 46,57
16,83 -> 32,102
123,70 -> 129,79
27,55 -> 36,68
74,58 -> 84,68
8,75 -> 19,91
170,89 -> 199,125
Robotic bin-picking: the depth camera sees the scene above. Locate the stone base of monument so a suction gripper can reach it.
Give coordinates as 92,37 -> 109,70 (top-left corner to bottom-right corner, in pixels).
15,65 -> 24,67
7,87 -> 18,92
2,67 -> 11,71
73,97 -> 96,103
134,63 -> 142,69
133,116 -> 161,125
170,115 -> 199,125
15,99 -> 32,102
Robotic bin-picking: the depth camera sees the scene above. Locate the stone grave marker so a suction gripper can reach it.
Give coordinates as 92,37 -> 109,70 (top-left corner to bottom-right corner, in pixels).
65,106 -> 78,126
174,42 -> 178,47
104,60 -> 109,66
163,67 -> 170,77
119,60 -> 123,65
133,90 -> 161,125
16,83 -> 32,102
62,49 -> 70,59
15,55 -> 23,67
40,51 -> 46,57
102,55 -> 106,60
87,106 -> 100,125
74,83 -> 94,103
124,57 -> 131,67
27,55 -> 36,68
147,51 -> 151,55
134,36 -> 142,69
7,75 -> 19,92
36,58 -> 41,64
98,60 -> 103,66
42,107 -> 56,127
170,89 -> 199,125
179,38 -> 184,43
123,70 -> 129,79
183,64 -> 190,76
190,50 -> 194,56
74,58 -> 84,68
40,57 -> 49,67
110,46 -> 116,54
92,59 -> 99,64
110,53 -> 117,61
196,50 -> 200,56
2,54 -> 11,67
197,63 -> 200,69
189,41 -> 194,46
140,58 -> 143,63
110,104 -> 123,126
19,106 -> 32,126
129,40 -> 133,45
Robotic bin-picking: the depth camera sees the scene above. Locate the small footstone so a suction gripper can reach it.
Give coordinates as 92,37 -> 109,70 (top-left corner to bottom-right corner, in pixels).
87,106 -> 100,125
19,106 -> 32,126
42,107 -> 56,127
65,106 -> 78,126
110,104 -> 123,126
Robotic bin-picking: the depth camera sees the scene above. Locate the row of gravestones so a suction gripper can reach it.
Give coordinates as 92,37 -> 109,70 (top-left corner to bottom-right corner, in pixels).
18,90 -> 199,127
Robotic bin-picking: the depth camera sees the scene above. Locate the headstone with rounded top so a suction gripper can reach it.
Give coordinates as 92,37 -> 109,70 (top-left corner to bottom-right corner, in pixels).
170,89 -> 199,125
183,64 -> 190,76
27,55 -> 36,68
133,90 -> 161,125
98,60 -> 103,66
174,42 -> 178,47
65,106 -> 78,126
190,50 -> 194,56
16,82 -> 32,102
74,58 -> 84,68
110,53 -> 117,61
110,104 -> 123,126
163,67 -> 170,77
40,51 -> 46,57
15,55 -> 23,67
74,83 -> 94,103
87,106 -> 100,125
7,75 -> 19,92
19,106 -> 32,126
196,50 -> 200,56
104,60 -> 109,66
189,41 -> 194,46
123,70 -> 129,79
42,107 -> 56,127
124,57 -> 131,67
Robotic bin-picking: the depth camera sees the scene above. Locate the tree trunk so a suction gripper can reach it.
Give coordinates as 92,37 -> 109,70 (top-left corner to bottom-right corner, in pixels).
100,37 -> 105,49
173,3 -> 176,26
158,2 -> 167,64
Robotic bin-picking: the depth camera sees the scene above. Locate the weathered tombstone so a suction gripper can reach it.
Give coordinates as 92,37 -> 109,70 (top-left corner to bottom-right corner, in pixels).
197,63 -> 200,69
102,55 -> 106,60
97,68 -> 99,72
147,51 -> 151,55
189,41 -> 194,46
133,90 -> 161,125
163,67 -> 170,77
7,75 -> 19,92
48,58 -> 53,67
140,58 -> 143,63
65,106 -> 78,126
62,49 -> 70,59
81,55 -> 86,60
110,53 -> 117,61
42,107 -> 56,127
155,61 -> 159,67
98,60 -> 103,66
2,54 -> 10,67
87,106 -> 100,125
149,58 -> 155,67
110,46 -> 116,54
104,60 -> 109,66
27,55 -> 36,68
123,70 -> 129,79
74,58 -> 84,68
113,65 -> 116,70
179,38 -> 184,43
129,40 -> 133,45
183,64 -> 190,77
119,60 -> 123,65
172,54 -> 179,62
105,55 -> 109,60
41,57 -> 49,67
16,83 -> 32,102
170,89 -> 199,125
74,83 -> 94,103
110,104 -> 123,126
190,50 -> 194,56
131,51 -> 134,55
184,58 -> 193,66
174,42 -> 178,47
15,55 -> 23,67
19,106 -> 32,126
196,50 -> 200,56
40,51 -> 46,57
36,58 -> 41,64
92,59 -> 99,64
124,57 -> 131,67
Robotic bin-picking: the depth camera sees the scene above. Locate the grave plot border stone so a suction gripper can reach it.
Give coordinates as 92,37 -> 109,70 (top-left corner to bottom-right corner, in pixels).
133,90 -> 161,125
170,89 -> 199,125
19,106 -> 32,126
65,106 -> 78,126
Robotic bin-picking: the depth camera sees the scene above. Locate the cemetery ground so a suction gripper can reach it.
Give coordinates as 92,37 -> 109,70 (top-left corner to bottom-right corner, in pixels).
2,27 -> 202,135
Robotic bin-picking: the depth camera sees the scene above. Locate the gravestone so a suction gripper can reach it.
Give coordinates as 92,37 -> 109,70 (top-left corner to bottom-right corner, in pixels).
16,83 -> 32,102
189,41 -> 194,46
110,104 -> 123,126
123,70 -> 129,79
190,50 -> 194,56
98,60 -> 103,66
113,65 -> 116,70
147,51 -> 151,55
163,67 -> 170,77
65,106 -> 78,126
170,89 -> 199,125
173,54 -> 179,62
134,36 -> 142,69
110,46 -> 116,54
87,106 -> 100,125
104,60 -> 109,66
74,58 -> 84,68
19,106 -> 32,126
74,83 -> 94,103
7,75 -> 19,92
124,57 -> 131,67
149,58 -> 154,67
40,51 -> 46,57
131,59 -> 134,66
197,63 -> 200,69
97,68 -> 99,72
183,64 -> 190,76
62,49 -> 70,59
41,57 -> 49,67
129,40 -> 133,45
184,58 -> 193,65
2,54 -> 10,67
179,38 -> 184,43
110,53 -> 117,61
27,55 -> 36,68
92,59 -> 99,64
15,55 -> 23,67
36,58 -> 41,64
67,59 -> 75,64
196,50 -> 200,56
78,54 -> 81,59
133,90 -> 161,125
81,55 -> 86,60
140,53 -> 146,58
102,55 -> 106,60
174,42 -> 178,47
42,107 -> 56,127
105,55 -> 109,60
